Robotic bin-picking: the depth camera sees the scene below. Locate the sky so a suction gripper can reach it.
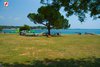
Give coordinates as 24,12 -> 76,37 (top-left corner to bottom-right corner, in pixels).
0,0 -> 100,29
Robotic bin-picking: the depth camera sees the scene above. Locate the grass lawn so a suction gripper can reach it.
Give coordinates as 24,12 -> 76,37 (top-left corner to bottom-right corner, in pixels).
0,34 -> 100,67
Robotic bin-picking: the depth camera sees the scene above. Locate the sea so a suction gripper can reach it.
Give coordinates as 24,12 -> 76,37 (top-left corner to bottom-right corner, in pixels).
1,29 -> 100,34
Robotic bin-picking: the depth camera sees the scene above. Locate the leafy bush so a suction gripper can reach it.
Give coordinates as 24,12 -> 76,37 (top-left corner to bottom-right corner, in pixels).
19,25 -> 30,31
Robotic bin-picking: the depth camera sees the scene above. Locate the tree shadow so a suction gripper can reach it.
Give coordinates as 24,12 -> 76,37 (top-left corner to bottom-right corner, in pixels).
0,56 -> 100,67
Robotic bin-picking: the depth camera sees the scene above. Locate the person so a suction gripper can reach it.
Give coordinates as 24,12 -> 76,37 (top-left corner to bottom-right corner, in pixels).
57,33 -> 60,36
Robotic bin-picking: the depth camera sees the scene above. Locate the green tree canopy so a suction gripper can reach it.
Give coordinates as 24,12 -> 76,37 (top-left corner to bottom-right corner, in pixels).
0,26 -> 3,31
19,25 -> 31,31
28,0 -> 99,35
41,0 -> 100,21
28,6 -> 70,35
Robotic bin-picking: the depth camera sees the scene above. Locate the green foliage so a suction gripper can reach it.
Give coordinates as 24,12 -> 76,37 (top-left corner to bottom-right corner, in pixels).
19,25 -> 30,31
28,13 -> 45,24
28,5 -> 70,35
41,0 -> 100,22
28,0 -> 99,35
0,26 -> 3,31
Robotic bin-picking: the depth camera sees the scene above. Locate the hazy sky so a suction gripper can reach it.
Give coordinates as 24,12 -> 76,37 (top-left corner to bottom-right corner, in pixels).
0,0 -> 100,29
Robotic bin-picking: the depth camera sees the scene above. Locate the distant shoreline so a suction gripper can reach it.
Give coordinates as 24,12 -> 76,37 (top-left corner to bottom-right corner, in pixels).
1,29 -> 100,34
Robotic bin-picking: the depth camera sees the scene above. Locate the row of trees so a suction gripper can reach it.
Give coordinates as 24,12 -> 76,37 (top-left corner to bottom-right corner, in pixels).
27,0 -> 99,35
0,25 -> 46,30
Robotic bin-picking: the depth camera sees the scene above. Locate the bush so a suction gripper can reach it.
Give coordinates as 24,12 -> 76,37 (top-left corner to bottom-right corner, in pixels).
0,26 -> 3,31
19,25 -> 31,35
19,25 -> 30,31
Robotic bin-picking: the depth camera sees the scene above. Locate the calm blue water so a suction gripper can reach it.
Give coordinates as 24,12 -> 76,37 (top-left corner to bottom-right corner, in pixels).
1,29 -> 100,34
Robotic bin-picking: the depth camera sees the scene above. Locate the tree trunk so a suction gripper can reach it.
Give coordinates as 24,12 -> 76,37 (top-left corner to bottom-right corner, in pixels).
47,22 -> 51,35
47,27 -> 51,35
